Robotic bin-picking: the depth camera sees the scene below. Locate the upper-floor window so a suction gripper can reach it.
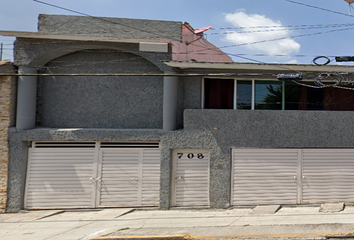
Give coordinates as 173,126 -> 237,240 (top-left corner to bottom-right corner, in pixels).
203,78 -> 354,111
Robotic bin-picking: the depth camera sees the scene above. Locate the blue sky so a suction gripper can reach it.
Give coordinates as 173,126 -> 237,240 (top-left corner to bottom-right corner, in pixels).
1,0 -> 354,65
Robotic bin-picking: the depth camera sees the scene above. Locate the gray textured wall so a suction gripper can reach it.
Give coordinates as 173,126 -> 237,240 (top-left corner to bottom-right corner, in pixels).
160,129 -> 228,209
37,49 -> 164,129
8,109 -> 354,212
184,109 -> 354,148
179,109 -> 354,208
38,14 -> 183,42
14,39 -> 172,71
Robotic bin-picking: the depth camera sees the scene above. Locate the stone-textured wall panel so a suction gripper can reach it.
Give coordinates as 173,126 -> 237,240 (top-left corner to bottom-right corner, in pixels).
14,39 -> 172,71
38,14 -> 182,42
184,109 -> 354,148
0,63 -> 16,213
37,50 -> 164,129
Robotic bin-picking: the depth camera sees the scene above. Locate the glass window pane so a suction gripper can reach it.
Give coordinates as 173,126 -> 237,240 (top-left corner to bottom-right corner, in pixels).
204,78 -> 234,109
284,81 -> 354,111
236,80 -> 252,109
283,82 -> 301,110
255,81 -> 282,110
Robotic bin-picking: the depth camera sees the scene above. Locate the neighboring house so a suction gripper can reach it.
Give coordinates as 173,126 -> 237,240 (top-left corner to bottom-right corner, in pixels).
0,61 -> 16,213
1,14 -> 354,212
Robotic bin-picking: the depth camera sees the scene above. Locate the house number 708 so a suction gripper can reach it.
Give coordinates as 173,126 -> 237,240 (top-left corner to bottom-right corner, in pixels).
177,153 -> 204,159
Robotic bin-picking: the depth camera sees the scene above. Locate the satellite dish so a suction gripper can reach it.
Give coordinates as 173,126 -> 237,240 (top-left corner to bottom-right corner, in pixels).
194,26 -> 212,35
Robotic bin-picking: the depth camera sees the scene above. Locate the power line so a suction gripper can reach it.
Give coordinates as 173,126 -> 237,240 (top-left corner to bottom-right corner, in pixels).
32,0 -> 183,42
188,39 -> 304,74
224,51 -> 305,73
210,23 -> 354,30
0,73 -> 289,77
207,23 -> 354,35
21,0 -> 354,64
284,0 -> 354,18
200,25 -> 354,52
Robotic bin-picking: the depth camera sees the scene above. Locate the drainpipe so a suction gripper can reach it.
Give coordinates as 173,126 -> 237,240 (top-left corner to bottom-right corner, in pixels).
163,72 -> 178,132
16,66 -> 38,130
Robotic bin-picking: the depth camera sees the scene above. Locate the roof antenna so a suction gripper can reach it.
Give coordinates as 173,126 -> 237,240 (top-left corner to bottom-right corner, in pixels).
345,0 -> 354,15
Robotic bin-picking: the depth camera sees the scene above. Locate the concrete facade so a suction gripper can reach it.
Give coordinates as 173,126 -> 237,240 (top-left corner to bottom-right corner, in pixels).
9,109 -> 354,212
6,14 -> 232,212
0,63 -> 16,213
37,49 -> 164,129
38,14 -> 183,41
4,14 -> 354,212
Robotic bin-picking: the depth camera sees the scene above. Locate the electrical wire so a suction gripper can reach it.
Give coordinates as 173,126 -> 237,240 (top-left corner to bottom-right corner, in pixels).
32,0 -> 182,42
9,0 -> 354,91
217,26 -> 354,50
178,24 -> 354,59
210,23 -> 354,30
312,56 -> 331,66
285,0 -> 354,18
207,23 -> 354,35
28,0 -> 354,64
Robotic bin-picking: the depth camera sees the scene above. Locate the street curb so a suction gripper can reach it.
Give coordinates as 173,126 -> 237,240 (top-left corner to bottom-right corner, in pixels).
92,235 -> 186,240
91,231 -> 354,240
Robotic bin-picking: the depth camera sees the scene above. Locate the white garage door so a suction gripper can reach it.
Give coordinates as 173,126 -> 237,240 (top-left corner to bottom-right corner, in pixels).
231,149 -> 300,205
26,147 -> 96,209
302,149 -> 354,203
232,148 -> 354,205
97,148 -> 161,207
172,150 -> 210,207
25,142 -> 160,209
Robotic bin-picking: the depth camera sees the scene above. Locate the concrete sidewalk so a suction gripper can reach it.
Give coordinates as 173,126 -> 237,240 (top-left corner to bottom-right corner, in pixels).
1,204 -> 354,240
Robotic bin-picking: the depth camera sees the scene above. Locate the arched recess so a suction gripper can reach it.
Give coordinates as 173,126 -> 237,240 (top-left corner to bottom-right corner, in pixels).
36,47 -> 165,129
27,43 -> 169,72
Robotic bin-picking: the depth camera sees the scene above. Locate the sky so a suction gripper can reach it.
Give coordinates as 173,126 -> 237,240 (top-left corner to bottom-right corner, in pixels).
1,0 -> 354,65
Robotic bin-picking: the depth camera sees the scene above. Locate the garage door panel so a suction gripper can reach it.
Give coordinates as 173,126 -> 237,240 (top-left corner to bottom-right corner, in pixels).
99,149 -> 139,206
141,149 -> 160,206
232,149 -> 299,205
25,148 -> 96,209
302,149 -> 354,203
98,148 -> 160,207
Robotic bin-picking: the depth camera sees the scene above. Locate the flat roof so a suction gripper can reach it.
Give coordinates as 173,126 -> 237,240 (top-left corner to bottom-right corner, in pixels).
0,30 -> 162,43
164,61 -> 354,73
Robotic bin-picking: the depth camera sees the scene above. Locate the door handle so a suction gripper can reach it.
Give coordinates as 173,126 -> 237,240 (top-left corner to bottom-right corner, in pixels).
176,176 -> 184,181
90,177 -> 102,183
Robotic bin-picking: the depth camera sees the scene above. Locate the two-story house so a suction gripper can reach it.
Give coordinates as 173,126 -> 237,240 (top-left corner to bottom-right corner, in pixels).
1,14 -> 354,212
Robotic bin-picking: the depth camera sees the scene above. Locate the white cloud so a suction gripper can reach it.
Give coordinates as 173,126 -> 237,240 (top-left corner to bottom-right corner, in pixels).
285,59 -> 298,64
224,11 -> 301,56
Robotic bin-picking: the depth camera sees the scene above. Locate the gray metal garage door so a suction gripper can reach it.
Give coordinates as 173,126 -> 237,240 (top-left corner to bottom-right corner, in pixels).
302,149 -> 354,204
232,148 -> 354,205
231,149 -> 300,205
25,146 -> 96,209
25,142 -> 160,209
97,148 -> 161,207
